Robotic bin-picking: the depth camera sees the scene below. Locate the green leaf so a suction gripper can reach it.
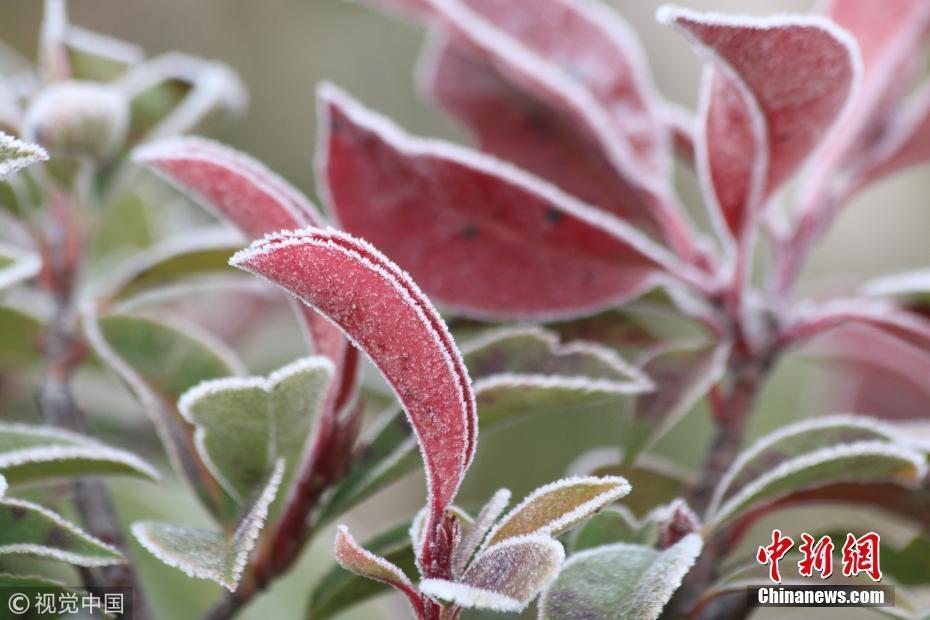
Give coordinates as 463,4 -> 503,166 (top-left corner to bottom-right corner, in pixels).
308,523 -> 417,620
463,326 -> 649,386
707,416 -> 927,528
0,423 -> 159,486
85,311 -> 243,525
422,535 -> 564,613
465,326 -> 650,429
104,230 -> 244,304
0,132 -> 47,178
624,343 -> 727,463
0,246 -> 40,291
178,356 -> 332,505
0,498 -> 124,566
132,458 -> 283,591
484,476 -> 630,547
539,534 -> 703,620
0,305 -> 42,370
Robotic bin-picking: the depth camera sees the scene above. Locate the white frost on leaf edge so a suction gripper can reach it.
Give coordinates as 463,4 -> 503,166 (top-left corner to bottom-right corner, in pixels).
0,445 -> 160,483
177,356 -> 334,502
708,413 -> 915,516
538,533 -> 702,620
708,440 -> 927,528
423,534 -> 565,612
483,475 -> 630,550
0,132 -> 48,178
313,83 -> 713,298
229,226 -> 478,522
453,488 -> 511,578
0,248 -> 40,291
334,524 -> 413,589
0,498 -> 123,566
862,268 -> 930,299
133,135 -> 321,228
131,458 -> 284,591
0,474 -> 6,498
462,325 -> 653,392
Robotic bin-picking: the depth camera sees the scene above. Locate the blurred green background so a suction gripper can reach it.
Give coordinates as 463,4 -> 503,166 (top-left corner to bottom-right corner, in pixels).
2,0 -> 930,618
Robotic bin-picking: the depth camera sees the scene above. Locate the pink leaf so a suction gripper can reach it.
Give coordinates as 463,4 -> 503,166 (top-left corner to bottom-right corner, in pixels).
781,299 -> 930,351
133,138 -> 356,407
318,84 -> 703,321
804,0 -> 930,194
813,324 -> 930,421
230,227 -> 477,575
659,6 -> 859,243
854,82 -> 930,187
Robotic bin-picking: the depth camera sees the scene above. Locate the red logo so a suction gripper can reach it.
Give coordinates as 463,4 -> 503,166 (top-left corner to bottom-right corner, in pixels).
757,530 -> 882,583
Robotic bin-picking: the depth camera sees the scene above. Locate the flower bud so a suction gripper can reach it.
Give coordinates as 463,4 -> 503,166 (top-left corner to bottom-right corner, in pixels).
23,81 -> 129,160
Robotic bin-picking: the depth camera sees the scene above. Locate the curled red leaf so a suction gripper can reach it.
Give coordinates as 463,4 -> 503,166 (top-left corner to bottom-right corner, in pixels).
230,227 -> 477,572
660,7 -> 859,244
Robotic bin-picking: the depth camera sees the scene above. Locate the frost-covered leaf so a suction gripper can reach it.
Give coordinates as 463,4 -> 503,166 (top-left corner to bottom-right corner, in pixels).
659,7 -> 858,244
0,498 -> 124,567
0,572 -> 69,591
421,534 -> 564,612
333,525 -> 414,594
539,533 -> 702,620
0,305 -> 42,370
119,53 -> 246,143
85,311 -> 242,524
464,326 -> 649,388
782,299 -> 930,351
581,450 -> 692,516
65,26 -> 144,81
802,0 -> 930,201
318,84 -> 702,321
0,423 -> 159,486
231,227 -> 476,571
134,136 -> 355,407
815,324 -> 930,421
132,458 -> 283,591
134,136 -> 320,237
0,474 -> 6,498
413,0 -> 698,255
453,488 -> 510,577
104,229 -> 245,304
178,356 -> 332,503
310,523 -> 417,620
863,269 -> 930,308
0,132 -> 47,178
0,246 -> 40,291
707,415 -> 927,528
625,342 -> 727,462
484,476 -> 629,547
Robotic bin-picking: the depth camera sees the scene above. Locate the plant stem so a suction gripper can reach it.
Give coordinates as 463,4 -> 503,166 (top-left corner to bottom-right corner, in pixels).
38,191 -> 151,620
674,359 -> 767,619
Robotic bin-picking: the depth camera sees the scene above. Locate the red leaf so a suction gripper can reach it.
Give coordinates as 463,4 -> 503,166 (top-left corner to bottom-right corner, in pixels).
660,7 -> 858,243
804,0 -> 930,196
419,35 -> 695,258
318,84 -> 704,321
854,83 -> 930,187
133,138 -> 357,408
377,0 -> 700,256
814,324 -> 930,421
781,299 -> 930,351
230,227 -> 478,566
